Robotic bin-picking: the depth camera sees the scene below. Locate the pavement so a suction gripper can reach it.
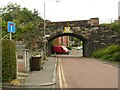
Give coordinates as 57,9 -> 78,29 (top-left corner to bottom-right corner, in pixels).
21,56 -> 58,88
2,56 -> 58,89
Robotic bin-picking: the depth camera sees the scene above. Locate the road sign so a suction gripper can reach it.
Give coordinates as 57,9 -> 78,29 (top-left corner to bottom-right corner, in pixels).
7,21 -> 15,33
64,27 -> 71,33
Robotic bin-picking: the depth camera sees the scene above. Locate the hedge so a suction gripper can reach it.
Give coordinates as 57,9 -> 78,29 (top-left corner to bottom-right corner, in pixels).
2,40 -> 17,82
91,45 -> 120,62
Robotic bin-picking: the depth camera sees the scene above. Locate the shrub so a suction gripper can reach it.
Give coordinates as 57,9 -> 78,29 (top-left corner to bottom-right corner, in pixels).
92,49 -> 104,58
110,51 -> 120,61
2,40 -> 17,82
91,45 -> 120,62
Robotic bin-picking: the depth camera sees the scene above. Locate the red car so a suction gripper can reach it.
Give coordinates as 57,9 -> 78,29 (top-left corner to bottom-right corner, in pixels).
52,46 -> 70,54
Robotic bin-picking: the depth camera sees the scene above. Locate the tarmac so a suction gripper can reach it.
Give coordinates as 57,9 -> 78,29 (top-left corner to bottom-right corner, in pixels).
2,56 -> 58,89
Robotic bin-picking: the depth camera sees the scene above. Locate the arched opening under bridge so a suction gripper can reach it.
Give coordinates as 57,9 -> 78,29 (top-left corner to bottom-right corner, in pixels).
47,33 -> 89,57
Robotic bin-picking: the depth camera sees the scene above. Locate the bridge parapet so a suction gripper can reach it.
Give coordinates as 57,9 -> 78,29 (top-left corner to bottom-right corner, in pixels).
47,26 -> 94,40
46,18 -> 99,39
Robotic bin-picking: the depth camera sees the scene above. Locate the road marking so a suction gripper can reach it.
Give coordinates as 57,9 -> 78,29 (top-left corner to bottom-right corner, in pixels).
60,59 -> 67,88
59,65 -> 62,89
59,57 -> 68,88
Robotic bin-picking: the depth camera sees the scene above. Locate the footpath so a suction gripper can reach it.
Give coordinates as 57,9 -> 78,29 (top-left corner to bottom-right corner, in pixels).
21,56 -> 57,88
2,56 -> 58,89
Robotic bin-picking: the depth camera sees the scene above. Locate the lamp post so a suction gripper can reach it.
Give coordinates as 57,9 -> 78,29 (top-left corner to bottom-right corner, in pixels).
43,0 -> 60,60
0,10 -> 2,17
0,10 -> 2,40
44,2 -> 46,36
43,2 -> 46,60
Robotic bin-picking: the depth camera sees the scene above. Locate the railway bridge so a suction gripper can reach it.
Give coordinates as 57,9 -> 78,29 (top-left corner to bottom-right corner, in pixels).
43,18 -> 120,57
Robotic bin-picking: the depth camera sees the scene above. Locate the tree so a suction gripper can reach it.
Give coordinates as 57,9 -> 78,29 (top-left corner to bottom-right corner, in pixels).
110,22 -> 120,32
100,21 -> 120,32
1,3 -> 44,50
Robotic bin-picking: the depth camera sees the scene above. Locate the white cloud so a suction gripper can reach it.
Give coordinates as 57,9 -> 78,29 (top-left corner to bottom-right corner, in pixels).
1,0 -> 119,22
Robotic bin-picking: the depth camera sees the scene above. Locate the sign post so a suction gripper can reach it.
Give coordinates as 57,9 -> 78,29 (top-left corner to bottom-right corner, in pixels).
7,21 -> 15,40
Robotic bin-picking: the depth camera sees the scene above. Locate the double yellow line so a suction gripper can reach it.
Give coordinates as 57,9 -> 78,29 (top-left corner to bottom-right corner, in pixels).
58,56 -> 67,89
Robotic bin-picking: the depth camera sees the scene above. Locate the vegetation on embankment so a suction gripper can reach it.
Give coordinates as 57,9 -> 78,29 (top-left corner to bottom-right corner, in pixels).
91,45 -> 120,62
100,17 -> 120,33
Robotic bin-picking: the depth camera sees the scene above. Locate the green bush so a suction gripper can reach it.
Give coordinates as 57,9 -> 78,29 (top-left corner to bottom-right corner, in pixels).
91,45 -> 120,62
92,49 -> 104,58
2,40 -> 17,82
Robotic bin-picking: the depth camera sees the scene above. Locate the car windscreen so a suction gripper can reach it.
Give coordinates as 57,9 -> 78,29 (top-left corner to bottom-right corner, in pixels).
62,46 -> 68,51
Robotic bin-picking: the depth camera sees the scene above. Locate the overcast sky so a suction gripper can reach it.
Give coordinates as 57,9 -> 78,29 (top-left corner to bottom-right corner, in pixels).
119,1 -> 120,17
1,0 -> 120,23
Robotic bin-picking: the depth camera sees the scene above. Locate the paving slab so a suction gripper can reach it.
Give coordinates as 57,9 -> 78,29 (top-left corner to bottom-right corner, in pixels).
21,57 -> 57,88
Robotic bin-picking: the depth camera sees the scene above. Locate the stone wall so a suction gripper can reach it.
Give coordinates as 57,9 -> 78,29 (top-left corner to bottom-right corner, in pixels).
47,27 -> 120,57
87,28 -> 120,56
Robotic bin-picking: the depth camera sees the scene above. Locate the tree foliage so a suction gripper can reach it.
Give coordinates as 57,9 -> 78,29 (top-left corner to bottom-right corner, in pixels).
111,22 -> 120,32
1,3 -> 44,50
100,21 -> 120,32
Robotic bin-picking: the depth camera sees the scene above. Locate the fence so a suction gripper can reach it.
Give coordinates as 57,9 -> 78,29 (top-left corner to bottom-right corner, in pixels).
16,42 -> 44,73
16,43 -> 31,73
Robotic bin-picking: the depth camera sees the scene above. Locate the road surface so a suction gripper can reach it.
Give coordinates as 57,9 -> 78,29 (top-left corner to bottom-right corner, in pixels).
56,55 -> 118,88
